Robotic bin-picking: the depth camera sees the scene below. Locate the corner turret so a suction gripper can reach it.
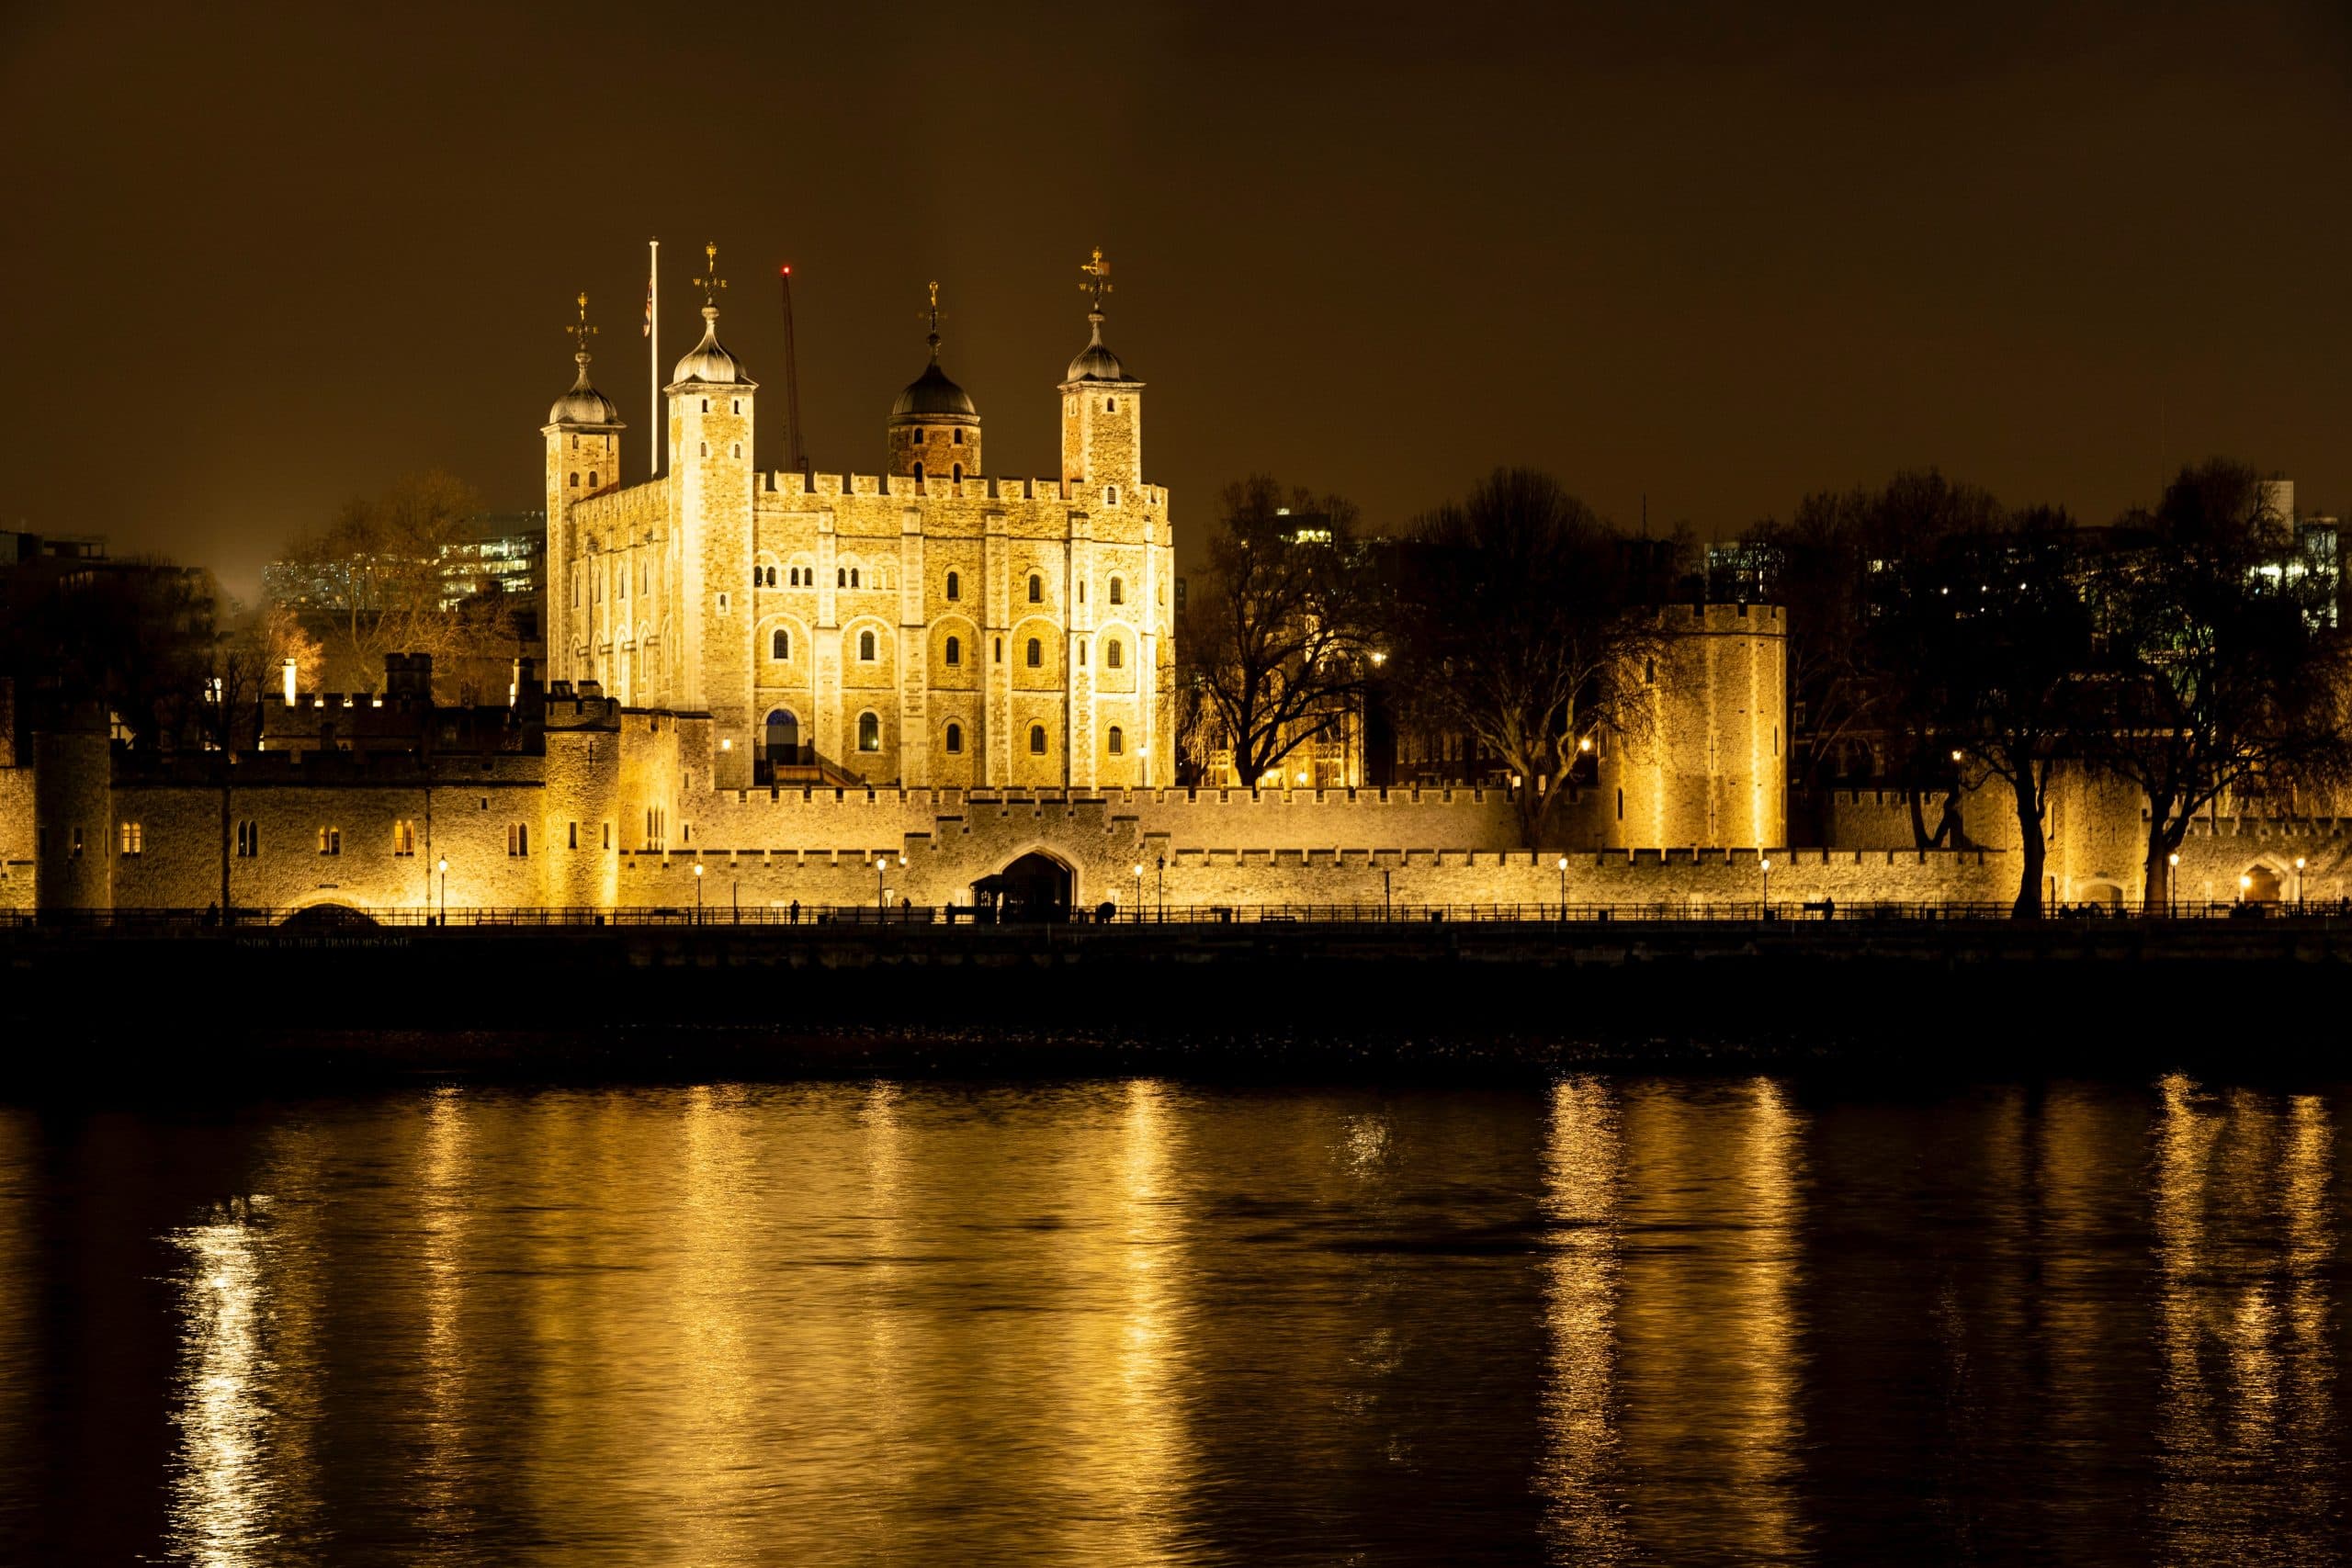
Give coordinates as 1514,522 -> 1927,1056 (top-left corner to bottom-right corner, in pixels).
887,282 -> 981,483
1059,246 -> 1144,503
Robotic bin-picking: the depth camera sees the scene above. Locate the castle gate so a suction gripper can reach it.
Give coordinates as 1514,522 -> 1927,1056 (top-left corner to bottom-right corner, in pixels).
973,851 -> 1073,922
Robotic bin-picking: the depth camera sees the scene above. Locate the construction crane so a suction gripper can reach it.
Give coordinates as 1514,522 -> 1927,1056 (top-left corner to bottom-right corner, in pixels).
777,264 -> 809,478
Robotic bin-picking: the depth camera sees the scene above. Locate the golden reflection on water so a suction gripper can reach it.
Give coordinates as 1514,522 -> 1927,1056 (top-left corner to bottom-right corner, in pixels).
1615,1077 -> 1806,1564
417,1087 -> 470,1541
163,1195 -> 277,1567
1538,1076 -> 1626,1561
2153,1075 -> 2341,1562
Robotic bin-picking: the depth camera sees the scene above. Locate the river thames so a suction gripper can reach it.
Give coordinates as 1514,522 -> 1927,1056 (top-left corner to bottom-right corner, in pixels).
0,1075 -> 2343,1564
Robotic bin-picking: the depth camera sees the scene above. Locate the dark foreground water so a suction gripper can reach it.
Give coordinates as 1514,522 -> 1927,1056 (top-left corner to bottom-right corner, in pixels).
1,1076 -> 2346,1565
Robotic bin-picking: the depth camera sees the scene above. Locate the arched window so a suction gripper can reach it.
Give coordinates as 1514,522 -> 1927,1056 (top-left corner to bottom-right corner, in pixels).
859,629 -> 877,661
568,471 -> 579,487
701,398 -> 709,412
768,566 -> 778,587
588,470 -> 598,487
951,464 -> 962,482
946,570 -> 960,601
1106,638 -> 1123,669
731,400 -> 741,414
698,442 -> 708,457
944,636 -> 961,666
1027,574 -> 1043,603
1108,726 -> 1125,755
1029,724 -> 1046,754
730,444 -> 740,458
858,712 -> 881,751
1109,576 -> 1124,605
912,461 -> 924,482
1106,397 -> 1116,412
852,568 -> 861,588
1106,486 -> 1118,505
771,627 -> 790,660
1079,643 -> 1087,666
1025,637 -> 1042,668
953,427 -> 965,445
944,721 -> 964,754
838,568 -> 847,588
994,637 -> 1003,662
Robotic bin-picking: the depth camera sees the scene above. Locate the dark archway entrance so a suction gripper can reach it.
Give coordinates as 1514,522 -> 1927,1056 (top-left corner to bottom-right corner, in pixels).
2245,864 -> 2283,903
764,709 -> 802,765
973,852 -> 1072,922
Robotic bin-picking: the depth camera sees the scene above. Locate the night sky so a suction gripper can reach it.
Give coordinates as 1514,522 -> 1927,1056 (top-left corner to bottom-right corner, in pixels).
6,2 -> 2350,597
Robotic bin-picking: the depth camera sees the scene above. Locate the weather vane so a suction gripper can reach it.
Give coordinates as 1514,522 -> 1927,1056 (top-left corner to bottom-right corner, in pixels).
1080,246 -> 1113,313
567,290 -> 597,355
695,241 -> 727,306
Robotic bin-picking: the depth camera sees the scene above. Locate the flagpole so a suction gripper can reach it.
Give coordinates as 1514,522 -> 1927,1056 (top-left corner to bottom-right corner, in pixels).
647,236 -> 660,477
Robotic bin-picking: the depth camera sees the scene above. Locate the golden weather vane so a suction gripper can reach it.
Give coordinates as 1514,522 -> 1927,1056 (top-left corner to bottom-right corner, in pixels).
567,290 -> 598,355
1079,245 -> 1113,312
695,241 -> 728,305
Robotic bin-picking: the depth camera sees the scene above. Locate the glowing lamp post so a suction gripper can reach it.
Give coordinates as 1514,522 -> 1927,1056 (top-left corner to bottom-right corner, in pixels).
2296,856 -> 2307,911
694,861 -> 704,923
1760,856 -> 1773,918
1132,863 -> 1144,922
436,856 -> 447,924
1157,854 -> 1166,922
1555,856 -> 1568,922
2167,852 -> 2179,919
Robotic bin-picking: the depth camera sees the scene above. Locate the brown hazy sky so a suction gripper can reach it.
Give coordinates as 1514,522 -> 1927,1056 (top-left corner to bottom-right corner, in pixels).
6,1 -> 2351,595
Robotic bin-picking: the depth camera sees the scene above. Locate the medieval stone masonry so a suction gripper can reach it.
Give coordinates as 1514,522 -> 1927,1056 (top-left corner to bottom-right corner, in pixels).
5,252 -> 2341,918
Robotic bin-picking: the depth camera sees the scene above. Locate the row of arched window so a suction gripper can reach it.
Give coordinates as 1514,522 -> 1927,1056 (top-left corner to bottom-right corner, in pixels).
780,709 -> 1128,761
760,628 -> 1128,669
740,567 -> 1127,604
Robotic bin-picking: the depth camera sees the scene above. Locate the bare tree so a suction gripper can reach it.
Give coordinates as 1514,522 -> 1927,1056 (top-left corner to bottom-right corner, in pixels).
283,469 -> 515,696
1873,505 -> 2093,917
2091,460 -> 2351,910
1385,468 -> 1668,847
1175,476 -> 1380,786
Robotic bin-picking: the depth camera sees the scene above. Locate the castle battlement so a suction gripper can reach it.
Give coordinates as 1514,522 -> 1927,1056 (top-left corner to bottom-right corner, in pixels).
1656,602 -> 1786,632
758,471 -> 1169,509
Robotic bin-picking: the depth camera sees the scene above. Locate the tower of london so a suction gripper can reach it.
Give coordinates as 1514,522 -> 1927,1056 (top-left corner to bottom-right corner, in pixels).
545,246 -> 1174,793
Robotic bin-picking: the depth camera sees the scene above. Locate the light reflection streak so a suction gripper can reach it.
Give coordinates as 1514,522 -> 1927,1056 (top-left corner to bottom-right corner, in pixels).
417,1087 -> 470,1540
163,1195 -> 277,1568
1538,1075 -> 1626,1561
2153,1071 -> 2222,1553
1736,1077 -> 1804,1565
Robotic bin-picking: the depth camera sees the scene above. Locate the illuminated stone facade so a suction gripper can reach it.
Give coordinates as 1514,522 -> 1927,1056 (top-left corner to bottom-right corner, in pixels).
545,270 -> 1173,794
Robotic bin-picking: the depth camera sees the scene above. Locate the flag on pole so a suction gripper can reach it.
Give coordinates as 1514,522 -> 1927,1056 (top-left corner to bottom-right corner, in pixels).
644,276 -> 653,337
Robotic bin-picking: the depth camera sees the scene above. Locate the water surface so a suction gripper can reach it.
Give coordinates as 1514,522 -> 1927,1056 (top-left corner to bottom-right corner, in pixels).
1,1076 -> 2344,1564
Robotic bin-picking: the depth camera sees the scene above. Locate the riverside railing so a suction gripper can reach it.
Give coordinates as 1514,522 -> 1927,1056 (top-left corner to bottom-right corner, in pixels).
1,899 -> 2345,931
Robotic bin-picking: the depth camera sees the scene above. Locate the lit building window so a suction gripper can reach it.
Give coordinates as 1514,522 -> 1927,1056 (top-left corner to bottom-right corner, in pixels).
119,821 -> 141,856
392,820 -> 415,856
235,820 -> 259,857
507,823 -> 529,857
318,827 -> 342,856
858,712 -> 881,751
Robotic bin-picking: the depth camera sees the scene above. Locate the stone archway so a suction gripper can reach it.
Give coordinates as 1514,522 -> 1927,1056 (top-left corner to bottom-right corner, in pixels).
972,849 -> 1074,922
2244,863 -> 2284,903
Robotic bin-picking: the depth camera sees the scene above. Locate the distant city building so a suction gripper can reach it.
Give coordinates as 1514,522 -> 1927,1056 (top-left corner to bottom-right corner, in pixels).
262,512 -> 546,613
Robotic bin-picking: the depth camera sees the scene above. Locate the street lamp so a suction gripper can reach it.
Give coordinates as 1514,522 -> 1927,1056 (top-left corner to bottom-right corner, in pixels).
2167,852 -> 2179,919
2296,856 -> 2307,912
694,860 -> 704,923
1760,856 -> 1772,918
2238,873 -> 2253,908
1133,863 -> 1144,922
1555,856 -> 1568,922
436,856 -> 447,924
1156,854 -> 1166,922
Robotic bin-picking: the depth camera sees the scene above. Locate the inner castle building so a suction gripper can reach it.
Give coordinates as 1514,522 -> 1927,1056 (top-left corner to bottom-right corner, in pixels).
4,247 -> 2339,919
548,249 -> 1175,792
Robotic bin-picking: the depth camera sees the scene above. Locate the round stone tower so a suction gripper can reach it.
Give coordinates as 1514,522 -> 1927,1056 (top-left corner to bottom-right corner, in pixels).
886,283 -> 980,483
